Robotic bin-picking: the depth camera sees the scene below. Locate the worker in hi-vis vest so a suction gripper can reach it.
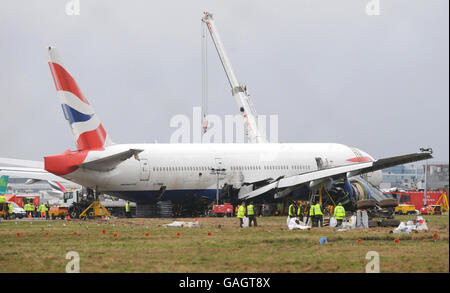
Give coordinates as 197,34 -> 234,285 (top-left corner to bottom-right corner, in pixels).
40,204 -> 47,218
297,201 -> 305,222
287,201 -> 297,225
24,202 -> 30,217
237,202 -> 246,228
45,202 -> 50,219
8,202 -> 14,219
247,202 -> 257,227
333,203 -> 346,226
309,200 -> 323,227
125,201 -> 131,218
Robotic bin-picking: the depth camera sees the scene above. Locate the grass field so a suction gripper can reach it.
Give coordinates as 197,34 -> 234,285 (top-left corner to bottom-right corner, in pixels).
0,215 -> 448,273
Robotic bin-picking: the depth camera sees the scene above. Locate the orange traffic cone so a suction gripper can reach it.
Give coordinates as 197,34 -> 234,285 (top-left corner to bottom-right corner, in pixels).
27,214 -> 32,219
66,215 -> 71,220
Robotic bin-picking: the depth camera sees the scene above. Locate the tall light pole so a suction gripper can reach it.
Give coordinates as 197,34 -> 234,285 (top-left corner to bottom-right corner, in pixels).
420,148 -> 433,206
210,167 -> 226,205
424,159 -> 428,206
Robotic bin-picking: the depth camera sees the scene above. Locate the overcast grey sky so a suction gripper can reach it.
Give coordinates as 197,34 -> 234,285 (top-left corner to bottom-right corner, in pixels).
0,0 -> 448,163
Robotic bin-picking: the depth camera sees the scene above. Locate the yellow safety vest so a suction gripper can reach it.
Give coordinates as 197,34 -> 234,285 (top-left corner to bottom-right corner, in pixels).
237,205 -> 245,218
8,203 -> 13,213
288,204 -> 295,216
247,205 -> 254,216
297,205 -> 304,216
0,195 -> 6,203
126,202 -> 130,212
314,204 -> 323,216
334,205 -> 345,220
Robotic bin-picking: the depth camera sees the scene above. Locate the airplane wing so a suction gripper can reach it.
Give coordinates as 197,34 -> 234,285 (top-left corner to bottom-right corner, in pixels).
348,152 -> 434,176
0,157 -> 77,188
0,157 -> 44,169
0,166 -> 66,182
239,151 -> 433,200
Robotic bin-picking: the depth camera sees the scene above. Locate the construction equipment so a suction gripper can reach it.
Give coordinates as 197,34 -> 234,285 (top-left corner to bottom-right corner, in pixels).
49,206 -> 69,219
67,188 -> 110,219
428,192 -> 449,215
201,12 -> 266,143
79,200 -> 110,219
201,20 -> 209,134
395,204 -> 417,215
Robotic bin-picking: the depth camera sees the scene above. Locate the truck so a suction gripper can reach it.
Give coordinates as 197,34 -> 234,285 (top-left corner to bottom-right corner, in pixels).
395,204 -> 417,215
0,202 -> 26,219
15,195 -> 41,208
48,206 -> 69,219
383,190 -> 444,210
211,203 -> 234,217
62,188 -> 135,218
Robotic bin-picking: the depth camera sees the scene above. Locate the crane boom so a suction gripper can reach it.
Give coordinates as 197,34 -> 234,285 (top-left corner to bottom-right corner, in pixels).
201,12 -> 266,143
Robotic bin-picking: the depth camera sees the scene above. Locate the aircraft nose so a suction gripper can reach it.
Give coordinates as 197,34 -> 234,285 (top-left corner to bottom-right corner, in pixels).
346,148 -> 375,163
357,149 -> 375,162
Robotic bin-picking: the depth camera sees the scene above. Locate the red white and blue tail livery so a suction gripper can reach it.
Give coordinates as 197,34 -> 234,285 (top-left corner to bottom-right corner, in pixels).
48,47 -> 113,150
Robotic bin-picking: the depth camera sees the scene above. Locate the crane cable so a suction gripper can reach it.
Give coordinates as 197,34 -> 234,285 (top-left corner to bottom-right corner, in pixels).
201,21 -> 208,135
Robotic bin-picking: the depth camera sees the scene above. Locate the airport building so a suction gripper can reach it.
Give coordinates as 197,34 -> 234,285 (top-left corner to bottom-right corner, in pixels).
381,163 -> 449,190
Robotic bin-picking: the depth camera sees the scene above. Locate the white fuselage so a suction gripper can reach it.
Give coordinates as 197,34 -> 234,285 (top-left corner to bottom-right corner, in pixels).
60,143 -> 380,203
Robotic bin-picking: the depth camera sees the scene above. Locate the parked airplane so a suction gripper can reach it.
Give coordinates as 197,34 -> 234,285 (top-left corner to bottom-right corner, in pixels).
41,45 -> 432,213
0,158 -> 78,195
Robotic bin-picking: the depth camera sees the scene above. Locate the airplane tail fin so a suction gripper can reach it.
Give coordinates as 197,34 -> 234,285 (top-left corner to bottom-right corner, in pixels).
0,175 -> 9,194
47,180 -> 67,193
47,46 -> 113,150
